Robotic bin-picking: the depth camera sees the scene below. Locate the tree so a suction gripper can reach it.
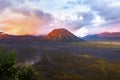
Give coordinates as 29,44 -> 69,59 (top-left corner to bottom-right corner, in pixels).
0,48 -> 17,80
0,48 -> 38,80
18,65 -> 38,80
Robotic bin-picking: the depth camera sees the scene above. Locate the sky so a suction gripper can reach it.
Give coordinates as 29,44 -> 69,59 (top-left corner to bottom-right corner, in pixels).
0,0 -> 120,37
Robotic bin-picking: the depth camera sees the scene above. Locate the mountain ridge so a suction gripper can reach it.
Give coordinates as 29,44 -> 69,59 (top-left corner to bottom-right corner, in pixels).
83,32 -> 120,41
0,28 -> 84,43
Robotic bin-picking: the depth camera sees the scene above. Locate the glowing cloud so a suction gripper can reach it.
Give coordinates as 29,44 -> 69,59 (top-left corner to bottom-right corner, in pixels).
0,0 -> 120,37
0,9 -> 53,35
75,27 -> 88,37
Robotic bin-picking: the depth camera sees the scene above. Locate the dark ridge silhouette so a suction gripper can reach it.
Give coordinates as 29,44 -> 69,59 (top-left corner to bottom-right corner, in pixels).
0,32 -> 14,39
0,33 -> 42,43
83,32 -> 120,41
45,28 -> 84,42
98,32 -> 120,37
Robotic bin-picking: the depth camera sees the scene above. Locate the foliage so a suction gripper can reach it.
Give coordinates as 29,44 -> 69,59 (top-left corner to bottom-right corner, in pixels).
17,65 -> 38,80
0,48 -> 17,80
0,48 -> 38,80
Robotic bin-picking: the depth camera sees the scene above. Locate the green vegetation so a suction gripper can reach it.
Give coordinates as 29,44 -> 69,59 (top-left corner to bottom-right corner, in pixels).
17,65 -> 38,80
0,48 -> 17,80
0,48 -> 38,80
34,49 -> 120,80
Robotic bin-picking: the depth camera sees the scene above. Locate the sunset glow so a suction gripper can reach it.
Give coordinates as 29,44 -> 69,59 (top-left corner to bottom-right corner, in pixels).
0,0 -> 120,37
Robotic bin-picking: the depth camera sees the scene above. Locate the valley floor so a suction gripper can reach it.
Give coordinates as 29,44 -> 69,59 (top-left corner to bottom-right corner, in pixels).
0,41 -> 120,64
0,41 -> 120,80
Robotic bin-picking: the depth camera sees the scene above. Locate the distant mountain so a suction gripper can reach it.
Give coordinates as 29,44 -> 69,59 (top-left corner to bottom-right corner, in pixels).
45,28 -> 84,42
83,32 -> 120,41
0,32 -> 14,39
98,32 -> 120,37
0,32 -> 42,43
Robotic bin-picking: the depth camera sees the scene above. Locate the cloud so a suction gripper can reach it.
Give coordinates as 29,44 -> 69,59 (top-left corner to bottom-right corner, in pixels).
0,0 -> 119,37
60,11 -> 96,31
74,27 -> 88,37
0,9 -> 53,35
84,0 -> 120,21
66,0 -> 120,23
0,0 -> 12,10
13,9 -> 53,24
63,0 -> 120,35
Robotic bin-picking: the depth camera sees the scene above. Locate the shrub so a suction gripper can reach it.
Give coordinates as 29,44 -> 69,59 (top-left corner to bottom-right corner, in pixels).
0,48 -> 17,80
0,48 -> 38,80
18,65 -> 38,80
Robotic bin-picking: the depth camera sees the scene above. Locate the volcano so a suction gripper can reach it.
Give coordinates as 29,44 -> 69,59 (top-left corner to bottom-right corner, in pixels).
45,28 -> 84,42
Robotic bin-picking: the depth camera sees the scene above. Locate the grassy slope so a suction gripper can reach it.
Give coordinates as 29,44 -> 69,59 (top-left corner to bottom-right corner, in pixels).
33,49 -> 120,80
70,42 -> 120,49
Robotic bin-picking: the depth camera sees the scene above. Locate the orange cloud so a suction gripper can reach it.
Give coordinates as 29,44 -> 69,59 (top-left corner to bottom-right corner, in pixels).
0,9 -> 53,35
